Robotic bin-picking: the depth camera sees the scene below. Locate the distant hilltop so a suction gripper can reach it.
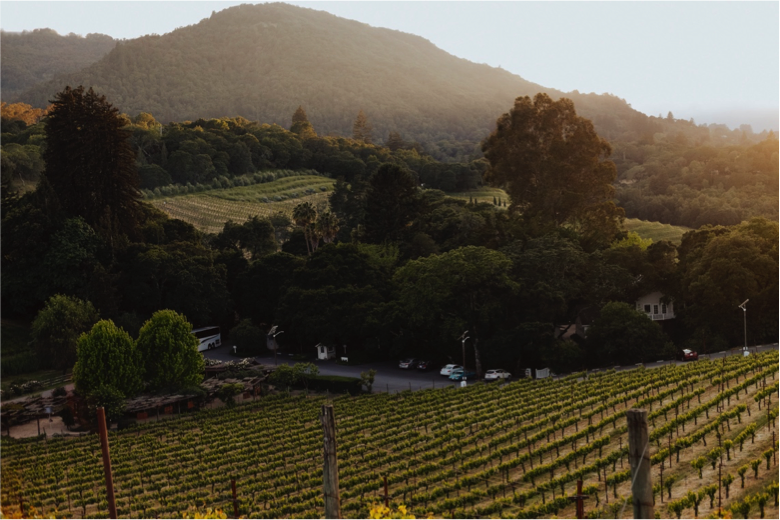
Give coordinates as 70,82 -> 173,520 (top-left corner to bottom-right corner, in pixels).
7,2 -> 650,145
1,28 -> 116,101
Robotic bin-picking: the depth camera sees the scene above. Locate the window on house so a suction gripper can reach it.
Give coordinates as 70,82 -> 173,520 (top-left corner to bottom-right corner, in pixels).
644,304 -> 651,313
662,303 -> 667,314
653,305 -> 659,314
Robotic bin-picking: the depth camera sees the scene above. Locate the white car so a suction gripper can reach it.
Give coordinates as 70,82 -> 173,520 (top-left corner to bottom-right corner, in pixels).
440,364 -> 463,376
484,369 -> 512,381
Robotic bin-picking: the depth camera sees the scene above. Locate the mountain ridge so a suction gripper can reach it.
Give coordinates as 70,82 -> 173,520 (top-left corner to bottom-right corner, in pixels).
0,28 -> 116,101
13,2 -> 648,145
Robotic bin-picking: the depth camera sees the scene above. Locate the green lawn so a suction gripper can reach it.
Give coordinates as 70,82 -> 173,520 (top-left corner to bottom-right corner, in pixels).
447,189 -> 691,244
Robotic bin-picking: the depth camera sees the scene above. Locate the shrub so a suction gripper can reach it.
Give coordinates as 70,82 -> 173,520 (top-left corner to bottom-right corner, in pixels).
302,375 -> 362,395
229,320 -> 264,354
216,383 -> 244,407
58,406 -> 76,428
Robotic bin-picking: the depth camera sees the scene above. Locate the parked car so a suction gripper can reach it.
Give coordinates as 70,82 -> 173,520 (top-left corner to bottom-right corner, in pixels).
681,349 -> 698,361
399,358 -> 418,369
484,369 -> 512,381
440,364 -> 463,376
449,369 -> 477,381
416,360 -> 434,371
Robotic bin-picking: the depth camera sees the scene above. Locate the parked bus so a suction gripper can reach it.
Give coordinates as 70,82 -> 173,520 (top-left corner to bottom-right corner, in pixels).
192,326 -> 221,352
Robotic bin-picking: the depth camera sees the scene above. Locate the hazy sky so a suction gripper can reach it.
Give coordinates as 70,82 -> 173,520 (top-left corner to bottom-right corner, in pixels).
2,1 -> 778,130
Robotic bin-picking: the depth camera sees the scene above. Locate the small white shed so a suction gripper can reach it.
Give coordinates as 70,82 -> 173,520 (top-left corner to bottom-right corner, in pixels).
315,343 -> 336,360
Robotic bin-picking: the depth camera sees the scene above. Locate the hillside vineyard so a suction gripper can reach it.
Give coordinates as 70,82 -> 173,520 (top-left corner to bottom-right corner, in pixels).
1,351 -> 777,519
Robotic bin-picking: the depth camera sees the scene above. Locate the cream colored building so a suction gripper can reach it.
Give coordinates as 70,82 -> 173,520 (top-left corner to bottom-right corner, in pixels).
635,291 -> 675,321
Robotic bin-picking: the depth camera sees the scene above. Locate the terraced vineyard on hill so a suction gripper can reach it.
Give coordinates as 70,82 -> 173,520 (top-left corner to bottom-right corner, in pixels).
623,219 -> 691,244
1,351 -> 777,519
150,175 -> 334,234
150,178 -> 687,247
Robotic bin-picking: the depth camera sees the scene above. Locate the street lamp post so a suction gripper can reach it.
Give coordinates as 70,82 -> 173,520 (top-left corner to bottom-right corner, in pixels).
738,299 -> 749,351
269,325 -> 285,366
459,331 -> 469,369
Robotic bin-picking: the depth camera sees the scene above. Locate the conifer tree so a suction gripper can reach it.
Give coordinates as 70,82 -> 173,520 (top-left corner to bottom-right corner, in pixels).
353,109 -> 373,144
386,131 -> 405,151
290,105 -> 316,139
43,85 -> 142,241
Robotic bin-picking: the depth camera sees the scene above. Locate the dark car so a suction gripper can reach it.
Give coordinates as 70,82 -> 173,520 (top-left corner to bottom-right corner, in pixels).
449,369 -> 477,381
399,358 -> 418,369
681,349 -> 698,361
416,360 -> 434,371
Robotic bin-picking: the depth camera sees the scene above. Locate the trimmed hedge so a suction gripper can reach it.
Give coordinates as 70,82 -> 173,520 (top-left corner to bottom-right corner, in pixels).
302,375 -> 362,395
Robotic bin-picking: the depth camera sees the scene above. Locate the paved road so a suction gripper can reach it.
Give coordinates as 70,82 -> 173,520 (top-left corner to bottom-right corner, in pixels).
203,347 -> 472,393
203,342 -> 779,392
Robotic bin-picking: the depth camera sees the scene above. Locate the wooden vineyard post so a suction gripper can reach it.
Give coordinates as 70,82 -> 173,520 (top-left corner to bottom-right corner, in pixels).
97,407 -> 118,519
718,460 -> 722,513
567,480 -> 589,519
320,404 -> 341,519
231,479 -> 239,518
627,409 -> 654,518
384,475 -> 389,507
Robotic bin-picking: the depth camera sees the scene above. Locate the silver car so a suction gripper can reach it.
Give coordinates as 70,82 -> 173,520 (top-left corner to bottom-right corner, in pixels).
439,364 -> 463,376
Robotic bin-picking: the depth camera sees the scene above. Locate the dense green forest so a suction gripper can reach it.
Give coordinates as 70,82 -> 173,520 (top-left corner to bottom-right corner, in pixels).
2,87 -> 777,382
0,28 -> 115,101
3,95 -> 777,230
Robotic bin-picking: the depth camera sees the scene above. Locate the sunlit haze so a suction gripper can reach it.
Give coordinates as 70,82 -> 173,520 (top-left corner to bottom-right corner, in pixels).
1,0 -> 777,130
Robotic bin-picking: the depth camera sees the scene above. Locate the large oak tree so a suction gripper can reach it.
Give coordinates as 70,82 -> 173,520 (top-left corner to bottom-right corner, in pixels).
482,93 -> 624,249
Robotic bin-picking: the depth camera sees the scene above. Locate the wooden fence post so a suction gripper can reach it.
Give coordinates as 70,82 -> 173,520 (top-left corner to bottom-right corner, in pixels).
97,407 -> 118,519
320,404 -> 341,519
231,479 -> 239,518
627,409 -> 654,519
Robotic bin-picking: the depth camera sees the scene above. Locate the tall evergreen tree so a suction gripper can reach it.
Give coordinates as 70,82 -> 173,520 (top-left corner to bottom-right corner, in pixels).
363,163 -> 419,243
43,86 -> 142,241
386,131 -> 405,151
352,109 -> 373,144
290,105 -> 316,139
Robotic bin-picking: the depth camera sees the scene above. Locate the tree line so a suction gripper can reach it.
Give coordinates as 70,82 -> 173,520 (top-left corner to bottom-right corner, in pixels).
3,87 -> 777,388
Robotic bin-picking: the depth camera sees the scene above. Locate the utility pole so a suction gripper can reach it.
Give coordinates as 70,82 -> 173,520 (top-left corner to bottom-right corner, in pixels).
627,409 -> 654,518
320,405 -> 341,519
97,408 -> 118,519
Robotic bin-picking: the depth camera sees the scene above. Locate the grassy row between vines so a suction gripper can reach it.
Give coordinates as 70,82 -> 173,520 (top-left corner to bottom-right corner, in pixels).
1,351 -> 777,519
150,175 -> 334,234
150,177 -> 690,245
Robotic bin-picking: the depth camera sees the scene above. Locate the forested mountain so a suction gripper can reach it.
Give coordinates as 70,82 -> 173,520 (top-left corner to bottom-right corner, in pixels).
5,3 -> 777,228
0,29 -> 116,101
17,3 -> 657,152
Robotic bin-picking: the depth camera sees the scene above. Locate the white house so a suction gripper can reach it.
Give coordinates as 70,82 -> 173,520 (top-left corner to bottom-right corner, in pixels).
635,291 -> 675,321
